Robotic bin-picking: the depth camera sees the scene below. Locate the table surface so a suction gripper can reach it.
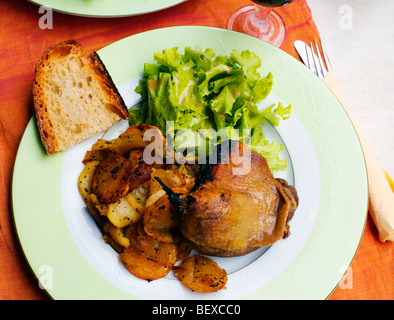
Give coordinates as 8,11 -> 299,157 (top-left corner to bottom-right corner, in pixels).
0,0 -> 393,300
307,0 -> 394,182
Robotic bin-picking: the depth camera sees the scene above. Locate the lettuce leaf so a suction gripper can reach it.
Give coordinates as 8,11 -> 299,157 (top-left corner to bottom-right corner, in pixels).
248,126 -> 287,172
129,47 -> 291,172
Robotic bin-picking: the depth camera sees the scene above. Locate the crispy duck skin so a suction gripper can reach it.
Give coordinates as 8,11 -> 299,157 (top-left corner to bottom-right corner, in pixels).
157,140 -> 298,257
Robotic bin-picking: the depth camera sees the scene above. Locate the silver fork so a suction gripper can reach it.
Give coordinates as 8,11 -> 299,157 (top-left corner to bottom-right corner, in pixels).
305,40 -> 332,80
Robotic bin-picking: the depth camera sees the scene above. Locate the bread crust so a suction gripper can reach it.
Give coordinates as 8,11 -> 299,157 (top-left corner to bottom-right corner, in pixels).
33,39 -> 128,153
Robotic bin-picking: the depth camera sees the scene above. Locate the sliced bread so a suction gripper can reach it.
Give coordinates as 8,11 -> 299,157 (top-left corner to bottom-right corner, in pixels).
33,39 -> 128,154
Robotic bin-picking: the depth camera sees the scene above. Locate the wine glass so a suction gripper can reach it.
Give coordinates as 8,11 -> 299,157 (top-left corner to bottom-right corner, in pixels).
227,0 -> 295,47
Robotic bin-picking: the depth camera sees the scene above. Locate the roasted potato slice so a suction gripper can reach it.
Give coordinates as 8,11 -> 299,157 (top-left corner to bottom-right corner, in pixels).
149,168 -> 186,196
128,164 -> 153,193
82,150 -> 108,164
129,148 -> 144,168
83,193 -> 108,233
173,255 -> 227,293
126,181 -> 150,214
92,152 -> 131,204
143,186 -> 190,243
120,224 -> 178,280
78,160 -> 100,202
102,234 -> 124,254
124,148 -> 155,193
145,189 -> 167,209
107,196 -> 142,228
88,193 -> 108,216
91,124 -> 165,160
143,195 -> 179,243
103,222 -> 130,248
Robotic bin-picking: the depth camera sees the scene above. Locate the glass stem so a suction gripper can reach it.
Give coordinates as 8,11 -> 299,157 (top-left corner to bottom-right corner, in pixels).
248,5 -> 272,35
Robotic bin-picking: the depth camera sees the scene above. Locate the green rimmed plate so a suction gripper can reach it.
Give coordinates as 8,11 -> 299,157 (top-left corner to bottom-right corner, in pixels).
27,0 -> 187,17
12,26 -> 368,300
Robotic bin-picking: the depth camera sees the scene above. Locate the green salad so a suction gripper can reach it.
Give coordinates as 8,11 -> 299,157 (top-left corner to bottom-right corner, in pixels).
128,47 -> 291,172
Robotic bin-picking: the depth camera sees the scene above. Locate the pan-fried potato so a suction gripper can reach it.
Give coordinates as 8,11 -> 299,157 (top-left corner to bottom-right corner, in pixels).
91,124 -> 165,159
143,195 -> 178,243
88,193 -> 108,216
128,148 -> 144,168
127,148 -> 155,192
83,193 -> 108,231
145,189 -> 166,209
103,221 -> 130,248
120,224 -> 177,280
78,160 -> 100,202
78,124 -> 230,291
149,168 -> 185,196
92,152 -> 131,204
119,124 -> 165,161
82,150 -> 107,164
126,181 -> 150,214
107,196 -> 141,228
173,255 -> 227,293
128,165 -> 152,193
143,186 -> 190,243
144,167 -> 195,209
104,182 -> 150,229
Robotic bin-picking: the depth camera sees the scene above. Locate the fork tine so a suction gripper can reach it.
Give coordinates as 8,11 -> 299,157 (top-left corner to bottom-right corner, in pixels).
310,41 -> 324,79
314,40 -> 327,77
320,39 -> 332,72
305,43 -> 316,75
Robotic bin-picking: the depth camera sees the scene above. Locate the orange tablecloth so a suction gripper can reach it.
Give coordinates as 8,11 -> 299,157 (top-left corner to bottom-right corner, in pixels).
0,0 -> 393,300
